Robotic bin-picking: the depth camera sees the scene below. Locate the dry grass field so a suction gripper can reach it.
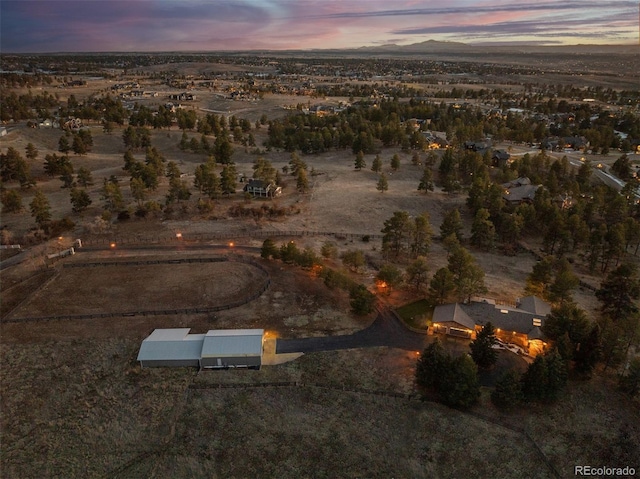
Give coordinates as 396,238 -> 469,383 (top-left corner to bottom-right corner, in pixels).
2,335 -> 638,478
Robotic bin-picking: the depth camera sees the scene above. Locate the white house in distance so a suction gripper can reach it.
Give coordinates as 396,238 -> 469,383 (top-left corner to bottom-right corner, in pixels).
137,328 -> 264,369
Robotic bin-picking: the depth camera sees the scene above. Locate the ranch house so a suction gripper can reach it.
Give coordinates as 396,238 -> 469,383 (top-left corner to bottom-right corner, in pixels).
432,296 -> 551,356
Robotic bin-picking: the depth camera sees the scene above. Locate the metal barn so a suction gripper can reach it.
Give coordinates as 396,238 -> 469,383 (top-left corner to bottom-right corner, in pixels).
137,328 -> 205,368
200,329 -> 264,369
137,328 -> 264,369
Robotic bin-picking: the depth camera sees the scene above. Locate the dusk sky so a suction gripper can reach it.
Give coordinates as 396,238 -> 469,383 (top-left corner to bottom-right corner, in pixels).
1,0 -> 638,53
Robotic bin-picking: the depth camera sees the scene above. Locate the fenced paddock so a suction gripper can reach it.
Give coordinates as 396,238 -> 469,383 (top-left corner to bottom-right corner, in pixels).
4,256 -> 270,323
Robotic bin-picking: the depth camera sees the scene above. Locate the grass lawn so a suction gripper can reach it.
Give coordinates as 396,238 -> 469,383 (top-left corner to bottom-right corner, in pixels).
396,299 -> 433,330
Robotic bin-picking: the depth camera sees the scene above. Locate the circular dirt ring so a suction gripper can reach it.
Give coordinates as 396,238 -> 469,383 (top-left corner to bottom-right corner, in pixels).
6,257 -> 270,321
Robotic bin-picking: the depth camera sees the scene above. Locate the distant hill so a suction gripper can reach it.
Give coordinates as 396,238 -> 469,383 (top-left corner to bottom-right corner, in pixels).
320,40 -> 638,56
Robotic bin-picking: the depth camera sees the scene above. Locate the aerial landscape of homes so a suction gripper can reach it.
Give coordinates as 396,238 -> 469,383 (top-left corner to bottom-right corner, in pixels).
1,34 -> 639,479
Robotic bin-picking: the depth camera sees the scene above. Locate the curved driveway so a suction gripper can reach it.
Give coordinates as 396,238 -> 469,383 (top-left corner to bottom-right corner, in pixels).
276,307 -> 429,354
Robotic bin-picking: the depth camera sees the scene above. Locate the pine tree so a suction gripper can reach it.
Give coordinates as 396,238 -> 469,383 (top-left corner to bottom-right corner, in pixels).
439,354 -> 481,409
220,164 -> 237,195
405,256 -> 430,292
371,154 -> 382,173
471,208 -> 496,250
417,167 -> 434,193
261,238 -> 279,259
428,267 -> 456,305
390,153 -> 400,171
416,340 -> 448,392
376,173 -> 389,193
354,151 -> 366,170
25,142 -> 38,160
29,189 -> 51,227
440,209 -> 463,241
470,322 -> 498,369
69,188 -> 92,212
1,190 -> 22,213
491,370 -> 524,409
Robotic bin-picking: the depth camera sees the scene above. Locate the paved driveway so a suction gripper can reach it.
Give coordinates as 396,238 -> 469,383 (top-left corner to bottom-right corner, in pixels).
276,307 -> 429,354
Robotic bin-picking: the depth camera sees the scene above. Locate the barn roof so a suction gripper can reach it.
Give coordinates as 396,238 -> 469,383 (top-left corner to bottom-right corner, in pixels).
201,329 -> 264,358
136,328 -> 205,362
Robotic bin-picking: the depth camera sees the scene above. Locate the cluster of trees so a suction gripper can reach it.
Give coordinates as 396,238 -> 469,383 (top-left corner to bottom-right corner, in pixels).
1,90 -> 58,122
0,146 -> 34,188
461,149 -> 640,278
178,131 -> 235,163
58,130 -> 93,156
264,98 -> 636,159
381,211 -> 433,259
261,238 -> 377,315
415,340 -> 481,409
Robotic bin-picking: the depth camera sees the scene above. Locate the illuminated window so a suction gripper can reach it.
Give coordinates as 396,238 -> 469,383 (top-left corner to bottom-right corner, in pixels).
533,318 -> 542,327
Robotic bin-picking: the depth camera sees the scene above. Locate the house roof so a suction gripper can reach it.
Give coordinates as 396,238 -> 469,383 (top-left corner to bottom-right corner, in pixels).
492,150 -> 511,161
517,296 -> 552,316
459,301 -> 546,337
137,328 -> 205,362
432,303 -> 476,331
502,184 -> 539,203
201,329 -> 264,358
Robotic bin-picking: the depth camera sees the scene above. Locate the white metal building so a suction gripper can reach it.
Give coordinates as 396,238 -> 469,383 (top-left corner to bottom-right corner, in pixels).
137,328 -> 264,369
200,329 -> 264,369
137,328 -> 205,368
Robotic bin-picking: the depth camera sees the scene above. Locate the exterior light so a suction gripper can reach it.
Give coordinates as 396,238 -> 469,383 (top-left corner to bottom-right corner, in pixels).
229,242 -> 234,247
176,232 -> 182,239
110,242 -> 116,248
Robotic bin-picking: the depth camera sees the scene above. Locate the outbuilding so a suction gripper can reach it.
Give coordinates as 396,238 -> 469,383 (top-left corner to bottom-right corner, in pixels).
137,328 -> 264,369
137,328 -> 205,368
200,329 -> 264,369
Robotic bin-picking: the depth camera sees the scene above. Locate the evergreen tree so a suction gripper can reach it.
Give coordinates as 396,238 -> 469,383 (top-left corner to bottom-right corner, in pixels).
29,189 -> 51,227
25,142 -> 38,160
417,167 -> 434,193
521,349 -> 567,402
390,153 -> 400,171
548,258 -> 579,305
439,354 -> 481,409
130,177 -> 147,206
525,256 -> 554,298
1,190 -> 22,213
596,263 -> 640,320
416,340 -> 448,392
101,179 -> 124,212
349,284 -> 376,315
381,210 -> 412,258
371,154 -> 382,173
405,256 -> 430,292
58,135 -> 71,154
428,267 -> 456,305
261,238 -> 279,260
440,209 -> 464,241
354,151 -> 366,170
376,173 -> 389,193
491,370 -> 524,409
470,322 -> 498,369
69,188 -> 92,212
220,164 -> 237,195
470,208 -> 496,250
76,167 -> 94,187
